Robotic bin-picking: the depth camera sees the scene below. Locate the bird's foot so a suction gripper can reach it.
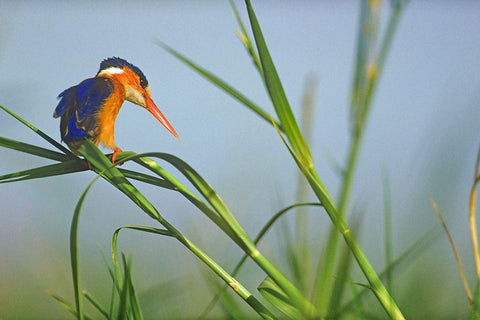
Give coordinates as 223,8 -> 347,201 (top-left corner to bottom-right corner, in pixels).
111,148 -> 123,165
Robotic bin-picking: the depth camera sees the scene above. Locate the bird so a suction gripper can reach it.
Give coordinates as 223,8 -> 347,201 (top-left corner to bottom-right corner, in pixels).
53,57 -> 178,164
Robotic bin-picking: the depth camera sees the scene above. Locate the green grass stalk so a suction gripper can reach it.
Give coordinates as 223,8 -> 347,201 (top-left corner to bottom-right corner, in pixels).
77,142 -> 276,319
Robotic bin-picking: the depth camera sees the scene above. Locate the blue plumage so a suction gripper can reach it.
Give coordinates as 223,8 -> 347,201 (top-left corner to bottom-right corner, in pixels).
54,77 -> 113,145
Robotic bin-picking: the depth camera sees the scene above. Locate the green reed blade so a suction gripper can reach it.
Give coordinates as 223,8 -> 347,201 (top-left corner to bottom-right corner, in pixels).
70,175 -> 102,320
82,290 -> 109,319
199,202 -> 321,319
0,160 -> 87,183
258,277 -> 302,320
228,0 -> 263,78
0,105 -> 75,156
154,40 -> 281,131
0,136 -> 71,161
245,0 -> 312,167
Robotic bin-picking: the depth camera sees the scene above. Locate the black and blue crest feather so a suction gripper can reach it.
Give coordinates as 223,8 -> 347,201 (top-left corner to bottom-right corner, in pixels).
97,57 -> 148,88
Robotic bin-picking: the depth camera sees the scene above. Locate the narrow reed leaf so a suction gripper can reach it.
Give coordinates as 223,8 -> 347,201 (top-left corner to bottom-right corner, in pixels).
0,160 -> 87,183
200,202 -> 322,319
117,152 -> 249,250
131,151 -> 315,317
98,250 -> 118,318
110,225 -> 176,295
117,152 -> 240,246
108,280 -> 117,320
245,0 -> 312,166
119,169 -> 175,190
77,141 -> 161,220
229,0 -> 263,77
117,253 -> 130,320
312,224 -> 336,312
327,216 -> 363,317
48,293 -> 94,320
294,75 -> 318,292
202,273 -> 246,320
86,148 -> 275,318
0,105 -> 75,156
431,199 -> 472,302
0,136 -> 71,161
470,143 -> 480,280
382,169 -> 395,296
115,225 -> 175,238
124,256 -> 144,320
470,280 -> 480,319
111,225 -> 175,292
140,153 -> 254,246
111,232 -> 123,297
258,277 -> 303,320
272,117 -> 403,318
217,291 -> 245,320
82,290 -> 109,319
336,231 -> 434,316
327,242 -> 355,317
154,40 -> 281,130
70,175 -> 102,320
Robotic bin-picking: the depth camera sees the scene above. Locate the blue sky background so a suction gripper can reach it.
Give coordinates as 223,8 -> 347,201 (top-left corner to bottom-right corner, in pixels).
1,1 -> 480,318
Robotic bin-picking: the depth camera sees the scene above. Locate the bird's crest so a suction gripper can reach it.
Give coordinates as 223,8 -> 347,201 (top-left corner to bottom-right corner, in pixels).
97,57 -> 149,88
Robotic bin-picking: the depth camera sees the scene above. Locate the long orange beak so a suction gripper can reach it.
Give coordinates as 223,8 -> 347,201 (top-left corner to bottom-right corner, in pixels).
145,97 -> 179,140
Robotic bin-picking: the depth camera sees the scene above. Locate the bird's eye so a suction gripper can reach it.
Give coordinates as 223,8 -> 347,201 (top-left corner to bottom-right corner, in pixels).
139,77 -> 147,88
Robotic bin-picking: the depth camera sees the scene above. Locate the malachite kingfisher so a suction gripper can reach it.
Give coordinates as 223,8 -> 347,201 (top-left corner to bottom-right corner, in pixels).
53,57 -> 178,164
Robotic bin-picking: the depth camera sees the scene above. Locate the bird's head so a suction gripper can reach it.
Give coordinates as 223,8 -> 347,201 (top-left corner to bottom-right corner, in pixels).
97,57 -> 178,139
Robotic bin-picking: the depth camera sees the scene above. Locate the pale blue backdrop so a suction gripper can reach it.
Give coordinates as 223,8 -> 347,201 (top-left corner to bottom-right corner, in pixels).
1,1 -> 479,318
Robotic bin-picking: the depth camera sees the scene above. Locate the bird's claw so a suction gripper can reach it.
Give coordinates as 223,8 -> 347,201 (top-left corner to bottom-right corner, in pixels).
111,148 -> 123,165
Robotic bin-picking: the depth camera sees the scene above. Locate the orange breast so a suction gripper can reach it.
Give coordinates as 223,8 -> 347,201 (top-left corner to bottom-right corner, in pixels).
94,81 -> 125,150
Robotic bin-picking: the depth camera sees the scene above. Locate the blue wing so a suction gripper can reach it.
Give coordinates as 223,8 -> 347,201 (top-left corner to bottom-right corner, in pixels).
54,77 -> 113,144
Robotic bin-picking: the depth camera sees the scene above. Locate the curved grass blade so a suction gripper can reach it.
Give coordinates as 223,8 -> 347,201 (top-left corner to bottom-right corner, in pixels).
244,0 -> 311,167
431,199 -> 472,302
70,175 -> 102,320
48,293 -> 94,320
77,142 -> 162,220
327,215 -> 363,317
154,40 -> 282,131
199,202 -> 321,319
0,105 -> 75,157
111,151 -> 244,249
134,151 -> 316,317
126,258 -> 144,320
111,225 -> 176,293
470,280 -> 480,319
122,152 -> 315,317
382,170 -> 395,296
229,0 -> 263,78
315,1 -> 409,316
0,136 -> 71,161
98,250 -> 118,319
0,160 -> 87,183
134,153 -> 254,248
208,274 -> 246,320
115,253 -> 144,320
82,290 -> 109,319
258,277 -> 302,320
271,116 -> 404,318
119,169 -> 175,190
113,152 -> 239,245
0,136 -> 174,189
117,253 -> 130,320
334,231 -> 434,316
78,142 -> 275,319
